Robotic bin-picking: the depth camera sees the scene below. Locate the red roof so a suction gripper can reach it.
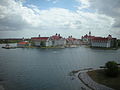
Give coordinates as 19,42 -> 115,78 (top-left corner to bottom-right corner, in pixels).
66,38 -> 77,41
51,35 -> 62,40
18,41 -> 29,44
31,37 -> 49,40
92,37 -> 109,41
84,35 -> 95,39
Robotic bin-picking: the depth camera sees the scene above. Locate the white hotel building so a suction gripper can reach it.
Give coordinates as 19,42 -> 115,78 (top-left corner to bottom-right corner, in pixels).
91,35 -> 116,48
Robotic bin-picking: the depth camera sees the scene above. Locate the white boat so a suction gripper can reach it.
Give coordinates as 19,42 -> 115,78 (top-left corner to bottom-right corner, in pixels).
2,44 -> 16,49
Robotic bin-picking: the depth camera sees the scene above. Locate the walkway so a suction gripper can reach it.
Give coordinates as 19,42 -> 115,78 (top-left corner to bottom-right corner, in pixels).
78,72 -> 114,90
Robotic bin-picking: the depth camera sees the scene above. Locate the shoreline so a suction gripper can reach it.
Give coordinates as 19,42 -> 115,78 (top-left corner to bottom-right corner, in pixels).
0,43 -> 119,49
78,72 -> 94,90
77,69 -> 114,90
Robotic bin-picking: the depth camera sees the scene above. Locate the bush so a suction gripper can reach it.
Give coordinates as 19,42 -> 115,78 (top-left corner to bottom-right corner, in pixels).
105,61 -> 119,77
40,41 -> 45,47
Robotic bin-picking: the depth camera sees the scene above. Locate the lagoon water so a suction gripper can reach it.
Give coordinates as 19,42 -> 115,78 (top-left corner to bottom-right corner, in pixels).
0,44 -> 120,90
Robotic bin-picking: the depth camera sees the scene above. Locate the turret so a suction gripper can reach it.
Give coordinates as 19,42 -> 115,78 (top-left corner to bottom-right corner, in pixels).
107,34 -> 112,39
89,31 -> 91,36
22,37 -> 24,41
58,34 -> 60,37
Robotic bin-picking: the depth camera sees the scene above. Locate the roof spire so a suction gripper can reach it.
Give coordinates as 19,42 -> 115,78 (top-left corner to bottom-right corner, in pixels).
89,31 -> 91,36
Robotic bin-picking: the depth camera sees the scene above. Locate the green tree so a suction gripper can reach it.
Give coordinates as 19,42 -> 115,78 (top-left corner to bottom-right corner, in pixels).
105,61 -> 119,77
40,41 -> 45,47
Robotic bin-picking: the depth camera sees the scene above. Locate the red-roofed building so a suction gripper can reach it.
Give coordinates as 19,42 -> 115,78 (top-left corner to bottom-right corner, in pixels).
17,41 -> 29,47
49,34 -> 66,46
82,32 -> 117,48
66,36 -> 80,45
31,37 -> 49,40
91,35 -> 117,48
31,34 -> 66,47
81,31 -> 95,45
31,36 -> 49,47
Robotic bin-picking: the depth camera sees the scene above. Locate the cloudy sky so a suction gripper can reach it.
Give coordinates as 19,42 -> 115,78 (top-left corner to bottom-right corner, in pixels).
0,0 -> 120,38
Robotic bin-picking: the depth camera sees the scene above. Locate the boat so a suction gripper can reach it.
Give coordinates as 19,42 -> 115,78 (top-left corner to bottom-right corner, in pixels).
2,44 -> 16,49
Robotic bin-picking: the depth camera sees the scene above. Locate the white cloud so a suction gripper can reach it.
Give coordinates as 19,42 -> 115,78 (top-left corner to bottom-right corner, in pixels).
45,0 -> 59,4
0,0 -> 115,38
86,0 -> 120,36
53,0 -> 59,4
76,0 -> 90,10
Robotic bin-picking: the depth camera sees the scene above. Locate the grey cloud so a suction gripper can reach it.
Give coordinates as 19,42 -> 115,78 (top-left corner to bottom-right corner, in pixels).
89,0 -> 120,28
0,15 -> 28,31
0,0 -> 115,38
0,0 -> 31,31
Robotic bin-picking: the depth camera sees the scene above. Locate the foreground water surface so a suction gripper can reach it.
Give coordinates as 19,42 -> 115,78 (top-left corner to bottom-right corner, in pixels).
0,44 -> 120,90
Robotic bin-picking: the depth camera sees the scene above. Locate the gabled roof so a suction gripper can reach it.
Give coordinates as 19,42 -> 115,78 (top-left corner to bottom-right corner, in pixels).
31,37 -> 49,40
83,35 -> 95,39
66,38 -> 77,41
92,37 -> 109,41
18,41 -> 29,44
51,35 -> 62,40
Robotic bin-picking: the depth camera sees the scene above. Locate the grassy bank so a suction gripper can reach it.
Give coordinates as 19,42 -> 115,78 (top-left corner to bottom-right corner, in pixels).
87,69 -> 120,90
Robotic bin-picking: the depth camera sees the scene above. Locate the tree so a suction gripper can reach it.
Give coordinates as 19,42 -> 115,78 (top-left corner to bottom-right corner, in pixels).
40,41 -> 45,47
105,61 -> 119,77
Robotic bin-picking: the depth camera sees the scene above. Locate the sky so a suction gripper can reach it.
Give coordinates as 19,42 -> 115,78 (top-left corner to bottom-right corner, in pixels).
0,0 -> 120,38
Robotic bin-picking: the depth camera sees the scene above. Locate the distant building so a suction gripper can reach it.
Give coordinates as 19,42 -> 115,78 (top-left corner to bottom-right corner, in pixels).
48,34 -> 66,47
31,36 -> 49,47
17,41 -> 29,47
81,31 -> 95,45
0,38 -> 30,43
31,34 -> 66,47
66,36 -> 80,45
91,35 -> 117,48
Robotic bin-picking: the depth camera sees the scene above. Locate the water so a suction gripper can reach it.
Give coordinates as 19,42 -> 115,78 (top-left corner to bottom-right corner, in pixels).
0,44 -> 120,90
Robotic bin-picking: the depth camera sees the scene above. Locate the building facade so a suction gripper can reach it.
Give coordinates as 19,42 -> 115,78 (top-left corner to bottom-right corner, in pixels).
91,35 -> 117,48
17,41 -> 29,47
31,37 -> 49,47
66,36 -> 80,45
48,34 -> 66,46
31,34 -> 66,47
81,31 -> 95,45
91,37 -> 111,48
